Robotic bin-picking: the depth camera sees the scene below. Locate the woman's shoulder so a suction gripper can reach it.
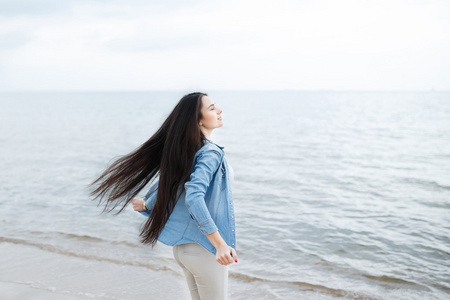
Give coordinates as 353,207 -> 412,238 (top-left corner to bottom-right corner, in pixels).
195,140 -> 225,160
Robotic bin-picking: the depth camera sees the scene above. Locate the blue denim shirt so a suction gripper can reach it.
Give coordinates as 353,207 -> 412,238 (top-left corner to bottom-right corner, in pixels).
138,139 -> 236,255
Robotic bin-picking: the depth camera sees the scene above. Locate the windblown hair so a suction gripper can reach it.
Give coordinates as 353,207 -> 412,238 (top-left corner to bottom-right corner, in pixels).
89,92 -> 207,246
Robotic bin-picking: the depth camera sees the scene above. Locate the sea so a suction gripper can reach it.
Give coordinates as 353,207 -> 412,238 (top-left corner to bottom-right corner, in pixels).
0,91 -> 449,299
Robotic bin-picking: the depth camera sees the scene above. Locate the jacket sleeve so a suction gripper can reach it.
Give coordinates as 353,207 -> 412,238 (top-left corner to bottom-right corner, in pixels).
138,180 -> 159,217
184,148 -> 223,235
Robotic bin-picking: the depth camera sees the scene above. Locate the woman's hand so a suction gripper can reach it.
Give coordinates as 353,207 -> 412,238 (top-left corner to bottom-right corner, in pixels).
131,198 -> 146,211
215,244 -> 238,266
206,231 -> 237,265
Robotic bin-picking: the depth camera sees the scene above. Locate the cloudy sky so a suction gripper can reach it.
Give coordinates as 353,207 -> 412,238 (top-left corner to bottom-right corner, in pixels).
0,0 -> 449,91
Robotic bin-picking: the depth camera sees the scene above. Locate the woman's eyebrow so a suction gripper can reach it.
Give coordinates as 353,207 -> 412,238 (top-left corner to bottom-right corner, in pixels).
207,103 -> 215,109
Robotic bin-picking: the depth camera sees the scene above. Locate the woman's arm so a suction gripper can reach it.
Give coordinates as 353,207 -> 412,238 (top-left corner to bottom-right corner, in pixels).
184,149 -> 223,235
185,148 -> 237,265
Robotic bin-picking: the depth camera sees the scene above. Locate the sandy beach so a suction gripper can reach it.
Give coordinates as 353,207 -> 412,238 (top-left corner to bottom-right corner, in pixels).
0,281 -> 90,300
0,241 -> 191,299
0,240 -> 288,299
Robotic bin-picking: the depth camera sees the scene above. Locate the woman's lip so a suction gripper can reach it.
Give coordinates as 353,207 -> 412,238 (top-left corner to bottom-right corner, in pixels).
218,117 -> 222,120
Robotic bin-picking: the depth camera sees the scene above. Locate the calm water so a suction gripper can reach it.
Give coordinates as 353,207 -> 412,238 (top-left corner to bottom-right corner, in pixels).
0,91 -> 449,299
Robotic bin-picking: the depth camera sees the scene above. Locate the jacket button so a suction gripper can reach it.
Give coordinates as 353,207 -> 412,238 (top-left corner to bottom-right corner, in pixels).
232,229 -> 234,232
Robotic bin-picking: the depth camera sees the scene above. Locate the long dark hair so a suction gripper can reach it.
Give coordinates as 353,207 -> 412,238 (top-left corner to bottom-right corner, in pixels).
89,92 -> 207,246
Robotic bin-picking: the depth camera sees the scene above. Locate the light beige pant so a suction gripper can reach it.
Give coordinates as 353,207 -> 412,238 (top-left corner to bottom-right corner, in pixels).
173,243 -> 228,300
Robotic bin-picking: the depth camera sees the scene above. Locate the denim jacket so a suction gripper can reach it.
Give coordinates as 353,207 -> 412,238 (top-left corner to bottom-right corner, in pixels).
138,139 -> 236,255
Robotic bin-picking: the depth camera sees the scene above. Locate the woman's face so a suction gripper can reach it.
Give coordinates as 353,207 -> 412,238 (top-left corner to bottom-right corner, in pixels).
199,95 -> 223,130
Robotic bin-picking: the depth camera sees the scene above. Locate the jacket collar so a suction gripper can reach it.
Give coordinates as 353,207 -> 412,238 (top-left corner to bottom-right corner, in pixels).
201,137 -> 224,150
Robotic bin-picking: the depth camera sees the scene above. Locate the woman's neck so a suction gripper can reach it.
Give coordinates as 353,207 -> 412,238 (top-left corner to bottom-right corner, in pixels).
201,128 -> 213,141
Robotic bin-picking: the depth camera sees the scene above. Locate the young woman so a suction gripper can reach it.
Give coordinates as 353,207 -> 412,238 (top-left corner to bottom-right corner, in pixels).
89,92 -> 236,300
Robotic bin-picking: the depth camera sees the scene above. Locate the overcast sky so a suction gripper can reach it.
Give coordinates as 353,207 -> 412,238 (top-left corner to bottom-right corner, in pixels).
0,0 -> 449,91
